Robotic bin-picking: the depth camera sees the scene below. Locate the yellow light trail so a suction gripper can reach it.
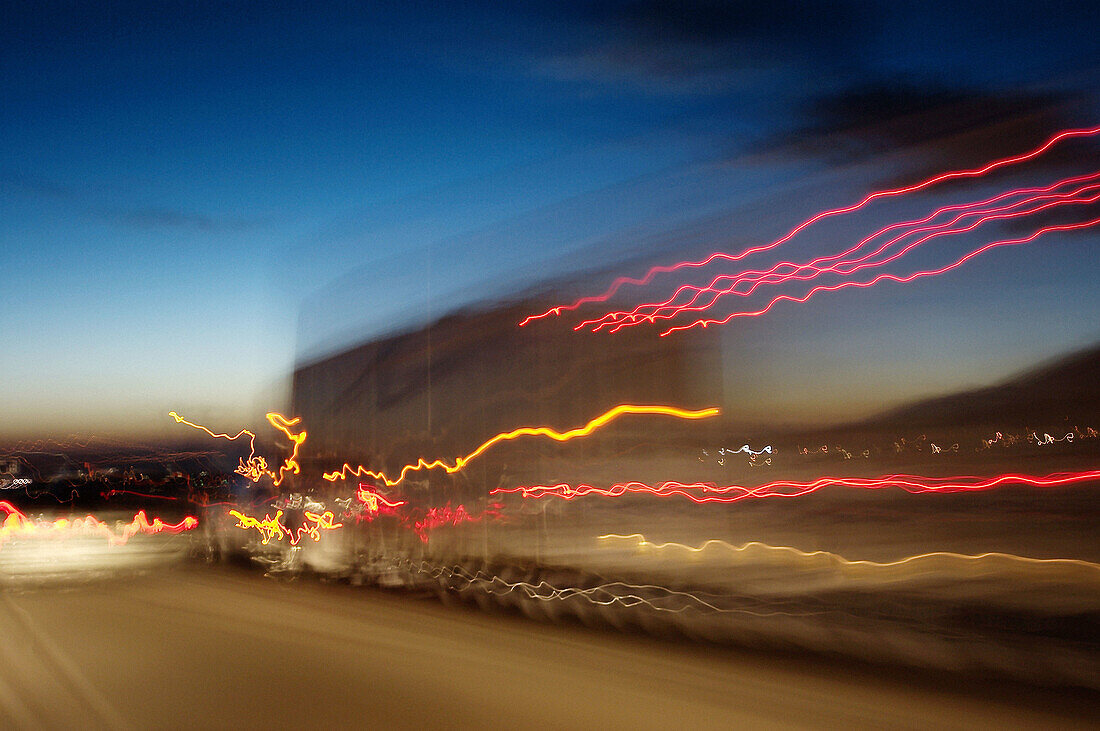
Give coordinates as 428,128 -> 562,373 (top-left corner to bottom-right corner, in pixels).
228,509 -> 283,544
322,404 -> 719,486
228,508 -> 343,545
169,411 -> 306,487
598,533 -> 1100,576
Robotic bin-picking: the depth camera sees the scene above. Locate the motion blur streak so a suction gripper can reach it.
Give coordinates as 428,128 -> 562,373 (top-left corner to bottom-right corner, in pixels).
492,468 -> 1100,503
413,505 -> 477,542
100,489 -> 179,501
660,215 -> 1100,335
598,533 -> 1100,578
169,411 -> 306,486
520,123 -> 1100,326
412,504 -> 502,542
322,404 -> 720,486
412,560 -> 820,616
0,501 -> 198,548
227,508 -> 343,545
586,175 -> 1100,332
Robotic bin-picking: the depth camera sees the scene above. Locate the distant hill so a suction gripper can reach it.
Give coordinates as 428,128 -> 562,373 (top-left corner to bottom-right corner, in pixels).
851,342 -> 1100,432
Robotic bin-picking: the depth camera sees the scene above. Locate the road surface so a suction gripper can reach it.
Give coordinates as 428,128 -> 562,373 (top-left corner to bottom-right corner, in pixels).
0,566 -> 1096,729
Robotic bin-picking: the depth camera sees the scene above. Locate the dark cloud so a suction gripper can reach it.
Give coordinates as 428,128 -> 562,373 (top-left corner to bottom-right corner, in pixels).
757,80 -> 1092,174
2,171 -> 259,232
0,172 -> 74,199
749,79 -> 1100,237
539,0 -> 868,93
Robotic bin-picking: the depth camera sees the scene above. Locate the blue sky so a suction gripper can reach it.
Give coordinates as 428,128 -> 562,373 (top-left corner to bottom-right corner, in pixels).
2,1 -> 1099,437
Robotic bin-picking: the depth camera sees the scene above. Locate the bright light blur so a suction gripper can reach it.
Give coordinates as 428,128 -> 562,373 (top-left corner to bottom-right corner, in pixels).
3,2 -> 1100,727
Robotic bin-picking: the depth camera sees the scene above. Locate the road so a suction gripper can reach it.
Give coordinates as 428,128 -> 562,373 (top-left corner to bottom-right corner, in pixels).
0,566 -> 1096,730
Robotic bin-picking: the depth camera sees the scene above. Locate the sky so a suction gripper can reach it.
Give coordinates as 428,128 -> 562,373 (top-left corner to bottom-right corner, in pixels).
2,1 -> 1099,438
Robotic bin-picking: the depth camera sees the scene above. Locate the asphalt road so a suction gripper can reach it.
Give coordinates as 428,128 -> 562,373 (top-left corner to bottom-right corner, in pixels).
0,566 -> 1096,730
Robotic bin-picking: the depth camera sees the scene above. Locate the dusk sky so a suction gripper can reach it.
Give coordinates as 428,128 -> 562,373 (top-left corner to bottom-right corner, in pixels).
3,1 -> 1099,438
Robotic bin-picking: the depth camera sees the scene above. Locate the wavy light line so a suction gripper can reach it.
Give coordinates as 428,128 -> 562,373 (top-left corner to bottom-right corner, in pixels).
168,411 -> 257,446
228,508 -> 342,546
520,123 -> 1100,326
660,215 -> 1100,335
589,172 -> 1100,328
621,187 -> 1100,332
598,533 -> 1100,575
323,404 -> 719,486
411,560 -> 819,616
586,175 -> 1100,331
100,489 -> 179,501
169,411 -> 306,487
492,469 -> 1100,503
356,485 -> 407,514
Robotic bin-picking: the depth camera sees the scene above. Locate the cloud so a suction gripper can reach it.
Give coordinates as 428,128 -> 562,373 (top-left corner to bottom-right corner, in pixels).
755,80 -> 1091,173
537,0 -> 867,94
747,78 -> 1100,234
1,171 -> 260,232
0,172 -> 74,199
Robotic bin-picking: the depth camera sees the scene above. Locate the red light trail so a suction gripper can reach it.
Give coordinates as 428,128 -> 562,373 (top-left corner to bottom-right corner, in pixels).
0,501 -> 198,548
660,215 -> 1100,336
582,174 -> 1100,332
409,502 -> 503,542
491,469 -> 1100,503
100,489 -> 179,501
351,485 -> 499,542
518,123 -> 1100,332
356,484 -> 407,515
412,504 -> 476,542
